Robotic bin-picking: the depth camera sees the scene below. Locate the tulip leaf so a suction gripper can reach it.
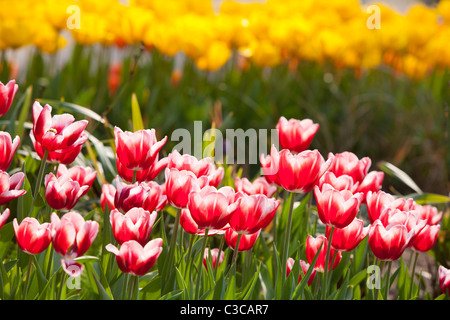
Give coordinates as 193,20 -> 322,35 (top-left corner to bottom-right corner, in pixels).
408,193 -> 450,205
378,161 -> 423,194
36,99 -> 107,125
349,269 -> 368,288
131,93 -> 145,131
0,222 -> 14,260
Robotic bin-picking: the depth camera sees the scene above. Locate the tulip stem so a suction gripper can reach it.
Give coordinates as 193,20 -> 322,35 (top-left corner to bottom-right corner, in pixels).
215,235 -> 225,279
184,233 -> 195,278
227,233 -> 242,277
321,226 -> 335,300
30,150 -> 49,218
384,261 -> 392,300
167,208 -> 181,273
23,254 -> 34,299
409,252 -> 419,299
196,228 -> 209,299
281,192 -> 296,289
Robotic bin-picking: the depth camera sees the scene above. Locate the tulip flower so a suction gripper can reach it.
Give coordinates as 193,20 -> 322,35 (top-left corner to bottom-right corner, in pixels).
167,149 -> 211,178
179,209 -> 227,236
51,212 -> 99,276
0,132 -> 20,171
325,218 -> 369,251
106,239 -> 163,276
260,145 -> 281,186
203,248 -> 225,270
413,204 -> 443,226
0,171 -> 26,206
31,132 -> 83,164
276,116 -> 319,153
277,149 -> 325,193
110,208 -> 157,246
439,265 -> 450,295
44,172 -> 89,210
0,208 -> 10,232
224,227 -> 261,251
0,80 -> 19,117
188,186 -> 239,230
116,155 -> 168,183
286,257 -> 316,286
101,183 -> 116,211
314,184 -> 364,229
326,151 -> 371,184
114,177 -> 165,213
306,235 -> 342,272
165,168 -> 209,209
412,224 -> 440,252
365,191 -> 395,224
31,102 -> 88,153
356,171 -> 384,200
13,217 -> 52,255
317,171 -> 359,193
57,164 -> 97,197
228,193 -> 280,235
114,126 -> 167,171
368,220 -> 414,261
207,163 -> 224,187
234,176 -> 277,198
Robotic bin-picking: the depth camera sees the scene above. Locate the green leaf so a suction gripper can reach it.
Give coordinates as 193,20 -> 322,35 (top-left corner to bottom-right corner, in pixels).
408,193 -> 450,205
0,222 -> 14,260
36,99 -> 107,125
131,93 -> 144,131
349,269 -> 368,288
378,161 -> 423,194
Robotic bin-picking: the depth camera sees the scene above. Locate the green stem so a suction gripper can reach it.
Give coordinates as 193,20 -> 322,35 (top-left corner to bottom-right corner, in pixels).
215,235 -> 225,279
196,228 -> 209,299
384,261 -> 392,300
321,226 -> 335,300
132,170 -> 137,184
281,192 -> 296,281
184,233 -> 195,278
167,208 -> 181,272
409,251 -> 419,299
23,255 -> 34,299
58,270 -> 67,300
121,273 -> 130,300
228,233 -> 242,277
128,275 -> 139,300
30,150 -> 49,218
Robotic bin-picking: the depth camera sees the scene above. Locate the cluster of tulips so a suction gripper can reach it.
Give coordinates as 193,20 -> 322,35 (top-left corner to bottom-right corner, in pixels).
2,0 -> 450,78
0,78 -> 449,299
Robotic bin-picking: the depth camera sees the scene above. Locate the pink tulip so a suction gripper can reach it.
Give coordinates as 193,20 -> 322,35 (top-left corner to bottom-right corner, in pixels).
325,218 -> 369,251
114,177 -> 165,213
260,145 -> 281,186
413,204 -> 443,226
207,164 -> 224,187
317,171 -> 359,193
116,155 -> 168,183
276,116 -> 319,153
32,102 -> 88,153
412,224 -> 440,252
368,220 -> 414,261
228,193 -> 280,235
13,217 -> 52,255
106,239 -> 163,276
286,258 -> 316,286
57,164 -> 97,197
165,168 -> 209,209
439,265 -> 450,295
356,171 -> 384,200
179,209 -> 227,236
101,183 -> 116,211
0,171 -> 26,206
110,208 -> 157,246
314,184 -> 363,229
167,149 -> 211,178
114,126 -> 167,171
0,132 -> 20,171
0,80 -> 19,117
277,149 -> 325,193
44,172 -> 88,210
188,186 -> 239,230
234,177 -> 277,198
203,248 -> 225,270
305,235 -> 342,272
31,132 -> 83,164
0,208 -> 10,232
224,227 -> 261,251
326,152 -> 371,184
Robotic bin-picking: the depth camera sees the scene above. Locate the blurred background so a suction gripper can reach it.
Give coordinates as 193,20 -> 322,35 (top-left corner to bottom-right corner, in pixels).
0,0 -> 448,197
